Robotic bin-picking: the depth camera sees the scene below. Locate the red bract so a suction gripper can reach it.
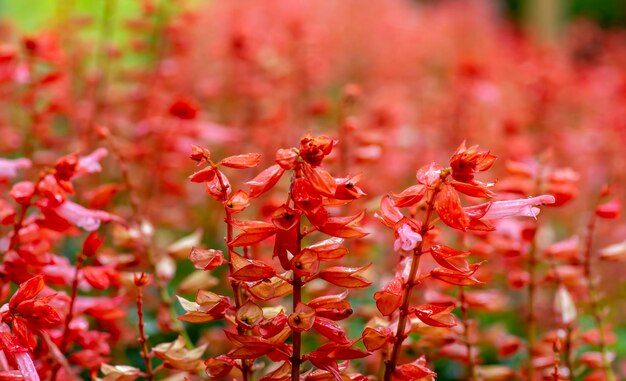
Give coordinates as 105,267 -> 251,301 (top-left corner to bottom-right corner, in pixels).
176,290 -> 231,323
319,265 -> 372,288
298,134 -> 335,167
1,276 -> 61,349
393,356 -> 436,380
435,184 -> 469,231
374,277 -> 403,316
449,141 -> 496,183
412,302 -> 457,327
247,164 -> 285,198
189,247 -> 224,270
220,153 -> 262,169
228,220 -> 277,246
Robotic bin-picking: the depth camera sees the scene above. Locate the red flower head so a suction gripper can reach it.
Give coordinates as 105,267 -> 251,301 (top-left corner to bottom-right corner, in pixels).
449,141 -> 496,183
299,133 -> 335,167
1,275 -> 61,349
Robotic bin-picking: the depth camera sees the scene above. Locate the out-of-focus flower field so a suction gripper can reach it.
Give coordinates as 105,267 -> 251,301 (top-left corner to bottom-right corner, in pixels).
0,1 -> 625,380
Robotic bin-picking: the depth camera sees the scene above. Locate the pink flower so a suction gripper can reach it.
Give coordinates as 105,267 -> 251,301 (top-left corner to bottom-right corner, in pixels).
77,148 -> 108,175
0,158 -> 31,179
394,224 -> 422,252
466,195 -> 556,220
54,200 -> 123,231
14,352 -> 39,381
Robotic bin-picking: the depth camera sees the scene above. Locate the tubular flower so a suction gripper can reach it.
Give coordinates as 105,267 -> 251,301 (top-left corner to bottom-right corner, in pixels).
393,223 -> 422,252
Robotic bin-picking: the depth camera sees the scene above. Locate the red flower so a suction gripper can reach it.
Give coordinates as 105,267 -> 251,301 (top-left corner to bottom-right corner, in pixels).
298,133 -> 335,167
1,276 -> 61,349
449,141 -> 496,183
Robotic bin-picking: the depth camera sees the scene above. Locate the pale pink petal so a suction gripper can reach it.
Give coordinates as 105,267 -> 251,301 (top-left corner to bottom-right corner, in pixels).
76,148 -> 108,174
479,195 -> 556,220
0,350 -> 8,370
0,158 -> 31,179
54,200 -> 124,231
14,352 -> 39,381
394,224 -> 422,252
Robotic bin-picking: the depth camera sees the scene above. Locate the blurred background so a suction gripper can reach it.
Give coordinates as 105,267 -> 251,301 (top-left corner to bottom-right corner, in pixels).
0,0 -> 625,379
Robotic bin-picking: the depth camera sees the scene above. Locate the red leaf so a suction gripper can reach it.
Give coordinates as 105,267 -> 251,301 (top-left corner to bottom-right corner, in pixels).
313,317 -> 349,344
272,204 -> 302,231
225,190 -> 250,213
334,174 -> 366,201
430,245 -> 470,273
83,232 -> 103,257
205,356 -> 235,378
189,167 -> 216,183
412,302 -> 457,327
220,153 -> 261,169
306,238 -> 348,261
288,303 -> 316,332
374,277 -> 403,316
228,220 -> 277,246
362,326 -> 392,351
247,165 -> 285,198
302,163 -> 337,197
596,198 -> 621,219
450,180 -> 495,199
86,183 -> 122,209
275,148 -> 298,170
393,356 -> 436,380
319,265 -> 371,288
319,211 -> 368,239
9,275 -> 45,310
82,266 -> 111,290
308,291 -> 352,321
392,184 -> 426,207
435,184 -> 468,231
291,250 -> 320,277
430,264 -> 484,286
375,195 -> 404,228
0,198 -> 16,224
189,247 -> 224,271
230,253 -> 276,281
292,178 -> 324,214
12,316 -> 36,350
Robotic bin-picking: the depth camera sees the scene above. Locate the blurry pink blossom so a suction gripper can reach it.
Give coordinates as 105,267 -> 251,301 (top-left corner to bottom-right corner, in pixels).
77,148 -> 108,175
0,158 -> 31,179
54,200 -> 123,231
14,352 -> 39,381
481,195 -> 556,220
394,224 -> 422,252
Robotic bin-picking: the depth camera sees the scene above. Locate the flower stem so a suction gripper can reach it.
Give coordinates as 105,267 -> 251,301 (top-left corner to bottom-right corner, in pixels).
383,179 -> 444,381
459,286 -> 477,381
583,213 -> 616,381
136,280 -> 154,381
216,173 -> 251,381
105,131 -> 191,346
50,249 -> 85,381
527,231 -> 538,381
291,275 -> 303,381
288,170 -> 304,381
